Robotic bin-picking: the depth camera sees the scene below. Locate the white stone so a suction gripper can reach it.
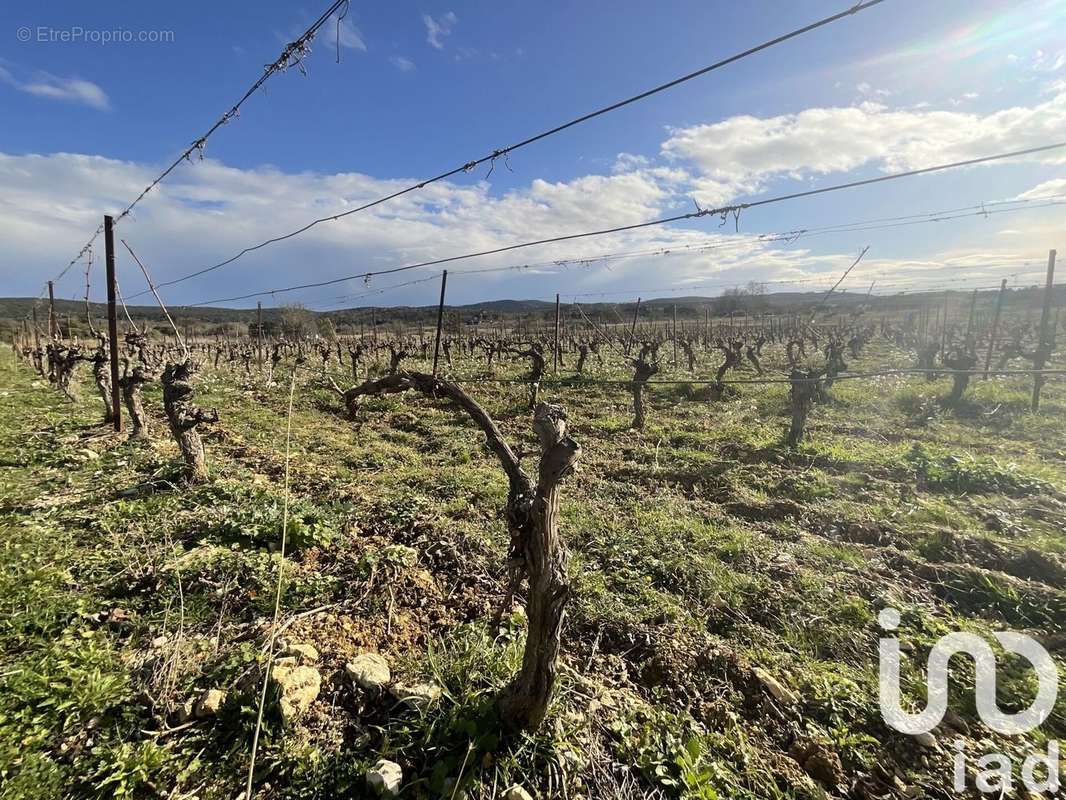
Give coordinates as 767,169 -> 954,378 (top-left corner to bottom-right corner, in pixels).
503,785 -> 534,800
271,664 -> 321,722
346,653 -> 391,690
194,688 -> 226,718
913,731 -> 938,750
390,682 -> 442,709
366,759 -> 402,796
752,668 -> 799,705
283,643 -> 320,664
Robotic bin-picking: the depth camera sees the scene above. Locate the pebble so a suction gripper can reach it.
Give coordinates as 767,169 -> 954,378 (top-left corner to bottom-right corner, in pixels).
366,759 -> 402,797
283,643 -> 320,664
913,731 -> 938,750
346,653 -> 391,690
194,688 -> 226,718
390,682 -> 442,709
502,785 -> 533,800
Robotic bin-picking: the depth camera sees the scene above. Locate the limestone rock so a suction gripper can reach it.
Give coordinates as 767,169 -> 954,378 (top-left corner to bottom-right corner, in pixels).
194,688 -> 226,718
390,682 -> 442,709
283,643 -> 320,664
346,653 -> 391,690
752,667 -> 799,705
272,663 -> 321,722
913,731 -> 938,750
503,785 -> 534,800
366,759 -> 402,796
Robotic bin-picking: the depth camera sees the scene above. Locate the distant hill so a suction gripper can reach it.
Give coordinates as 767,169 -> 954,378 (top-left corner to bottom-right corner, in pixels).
1,284 -> 1059,339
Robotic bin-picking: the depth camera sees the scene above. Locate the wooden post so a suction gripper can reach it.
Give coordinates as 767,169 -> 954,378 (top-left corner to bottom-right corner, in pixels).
104,215 -> 122,432
553,293 -> 560,375
31,306 -> 40,351
432,270 -> 448,376
47,281 -> 57,340
1032,249 -> 1057,411
983,279 -> 1007,378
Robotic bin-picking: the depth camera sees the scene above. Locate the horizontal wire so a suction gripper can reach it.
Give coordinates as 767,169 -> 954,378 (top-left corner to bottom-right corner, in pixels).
303,267 -> 1045,314
123,192 -> 1066,309
141,0 -> 889,294
175,141 -> 1066,307
48,0 -> 350,289
291,361 -> 1066,388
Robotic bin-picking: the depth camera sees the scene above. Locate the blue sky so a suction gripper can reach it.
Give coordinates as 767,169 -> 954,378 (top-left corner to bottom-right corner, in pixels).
1,0 -> 1065,308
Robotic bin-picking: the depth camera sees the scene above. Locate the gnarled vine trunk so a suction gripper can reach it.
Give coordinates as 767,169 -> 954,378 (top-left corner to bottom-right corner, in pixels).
161,360 -> 218,483
630,356 -> 659,430
787,368 -> 822,447
942,350 -> 977,407
91,351 -> 114,425
329,372 -> 581,731
119,359 -> 153,440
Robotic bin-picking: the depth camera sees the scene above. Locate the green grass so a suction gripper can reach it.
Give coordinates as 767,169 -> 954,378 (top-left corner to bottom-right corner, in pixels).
0,335 -> 1064,799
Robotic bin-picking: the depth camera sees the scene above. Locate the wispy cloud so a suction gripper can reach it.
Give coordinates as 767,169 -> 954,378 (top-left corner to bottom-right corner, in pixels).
0,65 -> 109,110
389,55 -> 416,72
337,19 -> 367,52
422,12 -> 457,49
662,92 -> 1066,206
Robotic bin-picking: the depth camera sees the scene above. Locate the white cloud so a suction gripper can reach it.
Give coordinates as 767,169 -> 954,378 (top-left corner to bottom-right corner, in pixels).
1016,178 -> 1066,200
856,82 -> 892,99
389,55 -> 415,72
6,91 -> 1065,306
423,12 -> 457,49
0,66 -> 109,110
1032,49 -> 1066,73
2,147 -> 1059,308
662,93 -> 1066,205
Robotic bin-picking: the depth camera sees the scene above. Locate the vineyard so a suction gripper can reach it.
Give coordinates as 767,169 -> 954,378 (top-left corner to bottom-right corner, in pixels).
4,0 -> 1066,797
2,290 -> 1064,799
